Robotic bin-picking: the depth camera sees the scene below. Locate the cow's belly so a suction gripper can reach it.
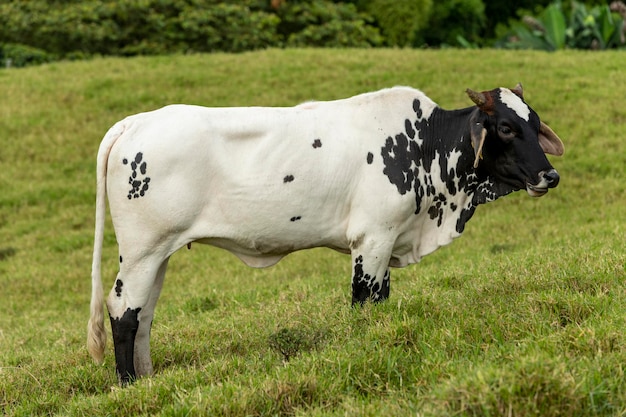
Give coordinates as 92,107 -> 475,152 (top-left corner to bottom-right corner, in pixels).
188,197 -> 352,268
196,237 -> 288,268
196,234 -> 350,268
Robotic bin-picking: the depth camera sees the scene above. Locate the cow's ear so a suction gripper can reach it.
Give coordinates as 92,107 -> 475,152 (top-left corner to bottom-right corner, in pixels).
512,83 -> 524,98
539,122 -> 564,156
469,110 -> 487,168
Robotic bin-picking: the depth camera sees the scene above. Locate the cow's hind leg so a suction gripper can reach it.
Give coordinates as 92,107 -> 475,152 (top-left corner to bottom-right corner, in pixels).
134,257 -> 169,377
109,303 -> 140,384
107,254 -> 166,384
350,238 -> 393,306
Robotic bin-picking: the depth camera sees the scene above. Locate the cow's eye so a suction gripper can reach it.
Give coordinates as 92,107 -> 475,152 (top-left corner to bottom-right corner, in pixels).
498,124 -> 515,139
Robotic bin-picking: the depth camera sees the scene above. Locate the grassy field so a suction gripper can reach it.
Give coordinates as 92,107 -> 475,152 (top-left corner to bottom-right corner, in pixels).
0,48 -> 624,416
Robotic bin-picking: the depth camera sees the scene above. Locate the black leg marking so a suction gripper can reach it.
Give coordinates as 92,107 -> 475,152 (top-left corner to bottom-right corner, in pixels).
351,256 -> 391,306
110,307 -> 141,385
372,269 -> 390,302
351,255 -> 373,305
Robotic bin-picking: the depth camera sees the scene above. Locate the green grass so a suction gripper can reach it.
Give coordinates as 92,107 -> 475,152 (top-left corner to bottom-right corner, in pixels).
0,49 -> 625,416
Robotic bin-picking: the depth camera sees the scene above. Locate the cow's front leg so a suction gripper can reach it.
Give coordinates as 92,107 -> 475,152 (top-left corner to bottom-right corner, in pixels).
350,238 -> 393,305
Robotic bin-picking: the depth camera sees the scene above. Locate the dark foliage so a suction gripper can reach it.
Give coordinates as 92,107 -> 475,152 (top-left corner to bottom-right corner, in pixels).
0,0 -> 381,67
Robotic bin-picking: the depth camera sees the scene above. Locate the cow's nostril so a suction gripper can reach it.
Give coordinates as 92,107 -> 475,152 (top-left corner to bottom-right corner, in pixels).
543,169 -> 560,188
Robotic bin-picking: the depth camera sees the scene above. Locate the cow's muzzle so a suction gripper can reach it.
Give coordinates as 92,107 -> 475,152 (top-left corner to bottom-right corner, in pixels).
526,169 -> 560,197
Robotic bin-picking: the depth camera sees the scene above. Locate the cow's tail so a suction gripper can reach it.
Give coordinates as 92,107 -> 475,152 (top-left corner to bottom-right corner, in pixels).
87,121 -> 126,364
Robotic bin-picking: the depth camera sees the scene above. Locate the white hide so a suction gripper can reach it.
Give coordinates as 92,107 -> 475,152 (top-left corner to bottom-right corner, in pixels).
103,87 -> 450,274
499,89 -> 530,121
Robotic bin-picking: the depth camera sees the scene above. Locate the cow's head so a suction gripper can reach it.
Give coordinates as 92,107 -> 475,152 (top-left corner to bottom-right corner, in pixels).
466,83 -> 564,197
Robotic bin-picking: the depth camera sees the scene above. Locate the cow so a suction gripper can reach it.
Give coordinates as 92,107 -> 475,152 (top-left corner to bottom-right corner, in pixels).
88,84 -> 564,384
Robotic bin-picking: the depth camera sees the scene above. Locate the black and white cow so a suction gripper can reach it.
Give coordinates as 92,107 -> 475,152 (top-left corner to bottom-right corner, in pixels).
88,84 -> 563,384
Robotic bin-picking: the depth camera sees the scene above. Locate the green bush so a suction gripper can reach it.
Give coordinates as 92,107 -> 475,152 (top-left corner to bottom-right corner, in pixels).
0,43 -> 52,68
360,0 -> 432,47
568,1 -> 625,49
176,4 -> 280,53
0,0 -> 381,66
482,0 -> 554,40
277,1 -> 382,47
0,0 -> 281,56
413,0 -> 486,46
0,1 -> 120,56
498,0 -> 626,50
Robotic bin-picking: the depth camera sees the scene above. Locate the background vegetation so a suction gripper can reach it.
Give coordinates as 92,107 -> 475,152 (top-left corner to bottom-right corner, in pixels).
496,1 -> 626,50
0,48 -> 624,416
1,0 -> 625,68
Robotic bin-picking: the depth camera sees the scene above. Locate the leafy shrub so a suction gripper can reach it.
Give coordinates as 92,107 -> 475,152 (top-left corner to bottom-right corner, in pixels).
360,0 -> 432,47
413,0 -> 486,47
176,4 -> 280,53
498,1 -> 626,50
568,1 -> 625,49
0,43 -> 52,68
482,0 -> 554,40
275,0 -> 382,47
0,2 -> 119,56
0,0 -> 381,67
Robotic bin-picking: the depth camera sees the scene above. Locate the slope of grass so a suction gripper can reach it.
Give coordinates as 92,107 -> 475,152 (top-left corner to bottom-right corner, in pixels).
0,49 -> 624,416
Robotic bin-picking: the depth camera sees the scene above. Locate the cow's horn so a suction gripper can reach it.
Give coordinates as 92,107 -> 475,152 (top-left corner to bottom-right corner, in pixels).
466,88 -> 486,107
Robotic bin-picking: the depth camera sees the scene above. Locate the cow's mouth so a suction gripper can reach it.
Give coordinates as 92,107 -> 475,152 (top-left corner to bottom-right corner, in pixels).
525,169 -> 560,197
526,183 -> 548,197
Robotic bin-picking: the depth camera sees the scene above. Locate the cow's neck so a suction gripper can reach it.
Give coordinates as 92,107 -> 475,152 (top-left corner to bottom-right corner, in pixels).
381,101 -> 514,236
418,107 -> 510,233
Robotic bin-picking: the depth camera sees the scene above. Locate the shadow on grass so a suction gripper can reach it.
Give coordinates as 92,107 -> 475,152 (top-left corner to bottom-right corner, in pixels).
0,247 -> 16,261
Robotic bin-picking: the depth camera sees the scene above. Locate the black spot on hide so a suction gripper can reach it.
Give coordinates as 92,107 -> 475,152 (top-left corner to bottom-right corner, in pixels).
413,98 -> 423,119
456,205 -> 476,233
126,152 -> 150,199
312,139 -> 322,148
404,119 -> 416,139
115,279 -> 123,297
381,133 -> 416,196
427,193 -> 447,227
284,175 -> 294,183
366,152 -> 374,164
